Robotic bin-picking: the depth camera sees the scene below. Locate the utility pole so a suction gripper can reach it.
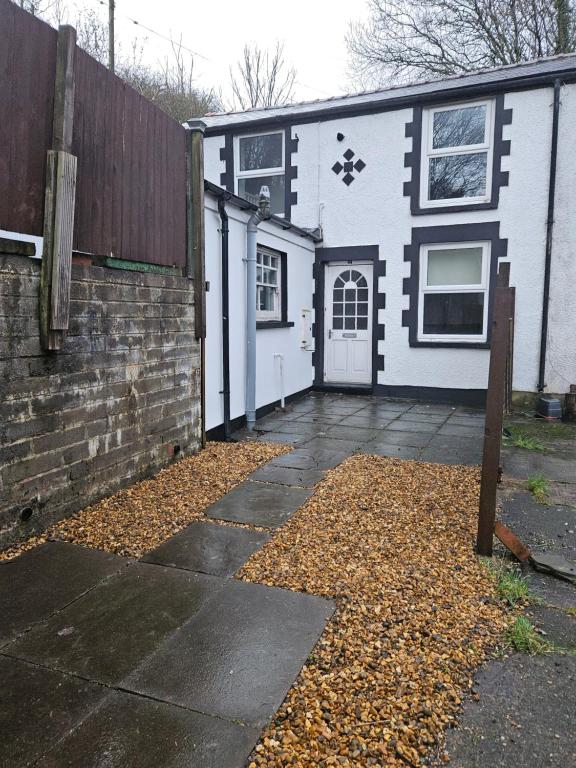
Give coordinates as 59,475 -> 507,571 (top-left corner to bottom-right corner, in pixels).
108,0 -> 115,73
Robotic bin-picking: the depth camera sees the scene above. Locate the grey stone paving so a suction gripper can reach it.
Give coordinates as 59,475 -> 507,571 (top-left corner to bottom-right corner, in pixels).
141,520 -> 270,577
206,479 -> 312,527
1,544 -> 332,767
0,541 -> 128,647
36,691 -> 259,768
0,392 -> 505,768
6,564 -> 225,685
123,578 -> 334,727
234,392 -> 485,466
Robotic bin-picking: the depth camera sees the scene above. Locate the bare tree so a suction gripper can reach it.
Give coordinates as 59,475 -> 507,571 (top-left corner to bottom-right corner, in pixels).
123,39 -> 221,121
230,42 -> 296,109
347,0 -> 576,86
13,0 -> 219,119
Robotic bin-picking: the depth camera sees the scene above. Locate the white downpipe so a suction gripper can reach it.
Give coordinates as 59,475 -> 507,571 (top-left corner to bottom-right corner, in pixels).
246,218 -> 258,430
245,187 -> 271,431
274,352 -> 285,409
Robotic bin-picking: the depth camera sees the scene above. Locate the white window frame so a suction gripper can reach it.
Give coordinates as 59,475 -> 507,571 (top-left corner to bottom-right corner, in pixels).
235,131 -> 285,211
417,241 -> 491,343
256,246 -> 282,322
419,99 -> 495,209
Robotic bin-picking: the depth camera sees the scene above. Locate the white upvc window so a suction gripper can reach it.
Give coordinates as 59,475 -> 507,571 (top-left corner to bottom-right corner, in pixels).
256,246 -> 282,321
236,131 -> 285,216
420,100 -> 494,208
418,241 -> 490,343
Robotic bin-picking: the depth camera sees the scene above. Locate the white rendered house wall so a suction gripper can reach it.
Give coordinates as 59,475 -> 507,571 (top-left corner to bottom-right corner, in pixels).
204,192 -> 315,432
204,82 -> 576,399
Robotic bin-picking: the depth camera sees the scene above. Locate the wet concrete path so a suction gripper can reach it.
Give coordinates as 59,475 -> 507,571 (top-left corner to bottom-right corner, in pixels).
0,392 -> 487,767
0,427 -> 339,768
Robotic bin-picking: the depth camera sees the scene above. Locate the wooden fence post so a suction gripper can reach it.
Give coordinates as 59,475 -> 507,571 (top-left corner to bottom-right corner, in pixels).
40,24 -> 77,351
186,119 -> 207,446
477,266 -> 515,556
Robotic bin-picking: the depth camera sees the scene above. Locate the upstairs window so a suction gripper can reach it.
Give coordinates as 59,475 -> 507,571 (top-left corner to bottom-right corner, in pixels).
420,101 -> 494,208
256,247 -> 282,321
236,132 -> 285,216
418,242 -> 490,342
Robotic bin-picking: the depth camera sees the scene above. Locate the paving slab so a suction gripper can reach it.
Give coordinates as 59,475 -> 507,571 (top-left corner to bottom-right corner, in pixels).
363,443 -> 422,460
408,404 -> 457,415
397,412 -> 449,423
437,423 -> 485,437
375,430 -> 434,447
524,603 -> 576,649
0,541 -> 128,648
255,431 -> 305,444
0,656 -> 106,768
141,521 -> 270,577
421,444 -> 482,466
36,691 -> 259,768
325,424 -> 381,442
441,654 -> 576,768
269,447 -> 349,471
6,564 -> 224,685
296,412 -> 345,425
386,420 -> 440,433
123,578 -> 334,727
260,421 -> 329,437
339,413 -> 393,428
302,436 -> 361,454
206,480 -> 311,528
249,463 -> 326,488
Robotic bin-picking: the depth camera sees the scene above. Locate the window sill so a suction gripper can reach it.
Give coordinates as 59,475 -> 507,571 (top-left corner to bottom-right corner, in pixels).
412,200 -> 496,215
410,340 -> 490,349
256,320 -> 294,330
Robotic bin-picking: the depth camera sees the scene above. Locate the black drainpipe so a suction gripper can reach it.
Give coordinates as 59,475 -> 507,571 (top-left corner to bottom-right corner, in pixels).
217,195 -> 232,440
538,78 -> 561,392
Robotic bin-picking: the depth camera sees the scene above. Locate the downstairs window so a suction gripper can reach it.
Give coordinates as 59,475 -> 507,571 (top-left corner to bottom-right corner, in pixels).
418,242 -> 490,342
256,246 -> 282,321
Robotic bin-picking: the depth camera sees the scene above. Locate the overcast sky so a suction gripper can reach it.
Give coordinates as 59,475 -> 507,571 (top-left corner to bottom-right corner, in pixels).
78,0 -> 370,105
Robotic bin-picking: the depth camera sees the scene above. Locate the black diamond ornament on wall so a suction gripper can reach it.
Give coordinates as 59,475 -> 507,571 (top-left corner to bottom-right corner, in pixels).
332,149 -> 366,186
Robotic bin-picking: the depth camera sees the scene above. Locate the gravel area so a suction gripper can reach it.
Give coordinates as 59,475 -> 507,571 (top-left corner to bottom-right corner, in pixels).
0,441 -> 289,561
239,455 -> 509,768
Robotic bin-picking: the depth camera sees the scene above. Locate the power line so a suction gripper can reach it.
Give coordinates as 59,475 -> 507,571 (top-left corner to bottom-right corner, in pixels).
87,0 -> 332,98
91,0 -> 212,60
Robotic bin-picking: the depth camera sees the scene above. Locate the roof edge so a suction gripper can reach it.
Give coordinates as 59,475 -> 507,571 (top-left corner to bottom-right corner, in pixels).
204,180 -> 322,243
204,64 -> 576,135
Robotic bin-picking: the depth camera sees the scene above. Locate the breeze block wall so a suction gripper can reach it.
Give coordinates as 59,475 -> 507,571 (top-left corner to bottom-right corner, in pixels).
0,252 -> 202,549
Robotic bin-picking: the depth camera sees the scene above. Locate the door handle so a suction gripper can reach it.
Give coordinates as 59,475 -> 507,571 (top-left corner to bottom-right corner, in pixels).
328,329 -> 332,339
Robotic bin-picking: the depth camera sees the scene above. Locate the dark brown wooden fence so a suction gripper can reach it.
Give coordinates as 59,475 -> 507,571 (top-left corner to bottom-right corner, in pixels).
0,0 -> 187,268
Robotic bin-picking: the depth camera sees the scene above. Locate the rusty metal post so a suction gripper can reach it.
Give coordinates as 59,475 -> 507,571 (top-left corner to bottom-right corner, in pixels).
477,267 -> 514,556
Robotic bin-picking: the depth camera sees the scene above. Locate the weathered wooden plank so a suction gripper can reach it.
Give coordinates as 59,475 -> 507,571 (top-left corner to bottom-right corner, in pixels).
186,122 -> 206,338
50,151 -> 77,330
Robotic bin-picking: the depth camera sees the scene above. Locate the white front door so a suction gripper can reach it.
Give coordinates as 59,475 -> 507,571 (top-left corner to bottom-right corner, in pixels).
324,263 -> 373,385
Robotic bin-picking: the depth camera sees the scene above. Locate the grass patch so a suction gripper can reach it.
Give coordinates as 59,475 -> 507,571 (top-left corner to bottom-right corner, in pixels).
506,616 -> 551,654
505,419 -> 575,448
527,474 -> 550,503
504,429 -> 545,451
483,559 -> 530,606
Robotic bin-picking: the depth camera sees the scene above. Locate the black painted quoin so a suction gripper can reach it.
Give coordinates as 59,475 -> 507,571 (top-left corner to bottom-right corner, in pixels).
312,245 -> 385,390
